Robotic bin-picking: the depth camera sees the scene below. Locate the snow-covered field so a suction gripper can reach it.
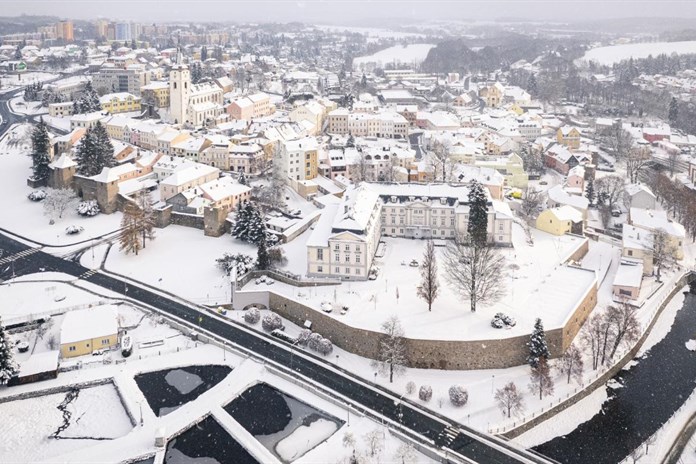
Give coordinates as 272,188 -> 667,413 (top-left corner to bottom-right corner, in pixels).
353,43 -> 435,70
0,72 -> 58,93
0,124 -> 121,245
314,24 -> 425,40
10,95 -> 48,116
0,384 -> 133,463
579,41 -> 696,66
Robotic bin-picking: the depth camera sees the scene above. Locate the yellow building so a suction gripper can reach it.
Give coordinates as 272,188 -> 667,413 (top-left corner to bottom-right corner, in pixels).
141,81 -> 171,108
100,92 -> 142,114
60,306 -> 119,358
557,126 -> 581,149
536,206 -> 584,236
479,82 -> 505,108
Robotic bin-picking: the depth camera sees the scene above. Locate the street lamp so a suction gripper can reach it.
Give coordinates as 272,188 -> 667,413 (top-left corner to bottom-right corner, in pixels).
491,374 -> 495,394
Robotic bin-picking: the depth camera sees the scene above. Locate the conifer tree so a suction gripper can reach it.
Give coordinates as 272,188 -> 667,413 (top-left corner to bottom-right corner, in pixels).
30,117 -> 51,184
76,82 -> 101,114
467,180 -> 489,247
0,318 -> 18,385
238,171 -> 247,185
232,202 -> 267,244
585,178 -> 595,205
75,122 -> 114,176
527,318 -> 550,369
668,96 -> 679,126
256,235 -> 270,270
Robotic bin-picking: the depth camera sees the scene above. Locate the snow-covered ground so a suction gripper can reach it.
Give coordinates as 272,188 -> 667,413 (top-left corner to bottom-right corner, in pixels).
10,95 -> 48,116
0,124 -> 121,246
314,24 -> 426,40
353,44 -> 435,70
0,383 -> 133,463
242,224 -> 604,341
0,72 -> 58,93
579,40 -> 696,66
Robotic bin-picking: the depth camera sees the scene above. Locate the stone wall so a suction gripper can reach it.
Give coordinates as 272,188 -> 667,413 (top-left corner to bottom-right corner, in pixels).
267,292 -> 574,370
170,211 -> 204,230
74,175 -> 119,214
204,206 -> 229,237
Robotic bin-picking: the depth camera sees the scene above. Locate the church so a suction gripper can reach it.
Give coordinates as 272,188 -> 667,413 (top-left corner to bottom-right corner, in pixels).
169,53 -> 225,128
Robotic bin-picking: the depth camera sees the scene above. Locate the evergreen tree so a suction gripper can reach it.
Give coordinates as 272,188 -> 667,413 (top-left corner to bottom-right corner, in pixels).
585,178 -> 595,205
91,121 -> 115,170
668,97 -> 679,126
75,122 -> 114,176
191,62 -> 203,84
527,73 -> 538,97
256,235 -> 270,270
0,318 -> 18,385
75,129 -> 97,176
130,39 -> 137,49
467,180 -> 489,247
238,171 -> 247,185
76,82 -> 101,114
527,318 -> 550,369
13,45 -> 21,60
201,45 -> 208,62
30,117 -> 51,184
232,202 -> 267,244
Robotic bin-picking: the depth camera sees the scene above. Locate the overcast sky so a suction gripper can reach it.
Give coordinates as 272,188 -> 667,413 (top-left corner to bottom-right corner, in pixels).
3,0 -> 696,23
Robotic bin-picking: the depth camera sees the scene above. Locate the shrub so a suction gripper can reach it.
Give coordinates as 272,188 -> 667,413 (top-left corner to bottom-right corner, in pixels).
28,189 -> 47,201
449,385 -> 469,407
261,313 -> 283,332
77,199 -> 100,216
405,381 -> 416,395
491,312 -> 517,329
317,337 -> 333,355
307,332 -> 323,351
297,329 -> 312,346
243,308 -> 260,325
268,246 -> 288,266
419,385 -> 433,402
65,225 -> 84,235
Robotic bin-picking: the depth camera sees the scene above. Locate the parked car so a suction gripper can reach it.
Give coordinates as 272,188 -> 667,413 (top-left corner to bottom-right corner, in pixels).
320,301 -> 333,313
539,180 -> 548,185
266,279 -> 275,285
611,209 -> 622,217
409,259 -> 419,267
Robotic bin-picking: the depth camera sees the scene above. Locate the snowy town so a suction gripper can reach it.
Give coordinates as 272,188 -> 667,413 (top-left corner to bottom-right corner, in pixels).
2,5 -> 696,464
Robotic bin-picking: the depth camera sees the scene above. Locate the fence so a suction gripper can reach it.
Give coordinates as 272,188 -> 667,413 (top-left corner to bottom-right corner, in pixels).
5,300 -> 110,329
500,271 -> 694,438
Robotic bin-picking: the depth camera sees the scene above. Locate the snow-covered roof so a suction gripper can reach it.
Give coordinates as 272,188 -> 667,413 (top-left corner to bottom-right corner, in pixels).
91,163 -> 139,183
548,205 -> 583,223
547,185 -> 589,211
16,350 -> 59,377
622,224 -> 652,251
49,153 -> 77,169
625,183 -> 655,199
60,306 -> 118,344
161,164 -> 219,187
332,184 -> 381,233
199,177 -> 251,202
630,208 -> 685,238
307,203 -> 339,247
613,262 -> 644,288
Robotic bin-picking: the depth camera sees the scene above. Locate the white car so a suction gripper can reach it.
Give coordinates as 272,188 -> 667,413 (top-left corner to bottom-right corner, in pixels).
266,279 -> 275,285
320,301 -> 333,313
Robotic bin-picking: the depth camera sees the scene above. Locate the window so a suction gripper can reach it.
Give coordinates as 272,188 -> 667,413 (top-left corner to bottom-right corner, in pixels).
356,268 -> 361,275
619,289 -> 632,296
450,218 -> 455,226
334,244 -> 339,250
318,266 -> 323,273
69,346 -> 76,352
345,255 -> 350,263
102,339 -> 110,345
499,236 -> 503,241
345,245 -> 350,251
356,255 -> 361,263
335,267 -> 340,273
345,267 -> 350,274
335,253 -> 340,261
627,250 -> 633,256
317,249 -> 324,260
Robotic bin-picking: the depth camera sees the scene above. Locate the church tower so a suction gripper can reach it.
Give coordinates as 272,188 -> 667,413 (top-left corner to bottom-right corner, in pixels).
169,50 -> 190,125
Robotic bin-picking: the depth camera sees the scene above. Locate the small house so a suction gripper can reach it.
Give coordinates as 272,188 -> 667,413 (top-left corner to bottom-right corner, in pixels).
612,261 -> 644,301
536,206 -> 584,236
60,306 -> 119,358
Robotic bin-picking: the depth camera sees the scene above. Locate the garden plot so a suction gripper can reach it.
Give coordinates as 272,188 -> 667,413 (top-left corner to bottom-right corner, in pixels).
164,415 -> 259,464
0,383 -> 133,463
223,382 -> 343,463
135,364 -> 232,416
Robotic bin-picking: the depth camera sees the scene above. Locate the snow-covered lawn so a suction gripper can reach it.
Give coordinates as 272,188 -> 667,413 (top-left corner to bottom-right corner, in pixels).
243,224 -> 601,341
10,95 -> 47,116
353,43 -> 435,69
0,383 -> 133,463
0,72 -> 58,92
579,41 -> 696,66
0,124 -> 121,246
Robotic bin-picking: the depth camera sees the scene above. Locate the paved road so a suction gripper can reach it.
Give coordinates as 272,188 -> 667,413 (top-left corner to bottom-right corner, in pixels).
0,231 -> 555,464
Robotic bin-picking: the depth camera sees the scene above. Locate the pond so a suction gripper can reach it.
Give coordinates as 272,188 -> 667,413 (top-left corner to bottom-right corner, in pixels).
535,290 -> 696,463
164,415 -> 258,464
223,383 -> 343,463
135,365 -> 231,417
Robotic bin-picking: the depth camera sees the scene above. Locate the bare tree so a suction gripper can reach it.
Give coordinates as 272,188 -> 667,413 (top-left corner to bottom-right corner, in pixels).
119,194 -> 156,256
374,316 -> 408,383
607,301 -> 641,360
595,175 -> 625,211
495,381 -> 525,418
598,205 -> 613,230
644,434 -> 658,454
393,442 -> 417,464
629,445 -> 645,464
529,358 -> 554,400
625,146 -> 652,185
650,228 -> 677,282
520,187 -> 543,220
429,139 -> 450,183
417,240 -> 439,311
667,149 -> 680,178
363,430 -> 384,458
556,343 -> 584,385
43,187 -> 78,223
443,235 -> 506,312
581,314 -> 605,370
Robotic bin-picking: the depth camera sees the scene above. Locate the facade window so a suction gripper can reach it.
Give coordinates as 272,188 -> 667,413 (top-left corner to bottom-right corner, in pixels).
345,267 -> 350,274
318,266 -> 323,272
335,253 -> 340,261
69,346 -> 76,352
627,250 -> 633,256
102,339 -> 110,345
345,245 -> 350,251
334,244 -> 339,250
335,267 -> 340,273
619,289 -> 632,296
356,255 -> 360,263
356,268 -> 360,275
450,218 -> 455,226
317,249 -> 323,260
345,255 -> 350,263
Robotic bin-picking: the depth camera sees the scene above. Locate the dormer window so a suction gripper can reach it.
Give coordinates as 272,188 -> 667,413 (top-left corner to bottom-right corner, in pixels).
440,197 -> 447,205
391,196 -> 397,203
